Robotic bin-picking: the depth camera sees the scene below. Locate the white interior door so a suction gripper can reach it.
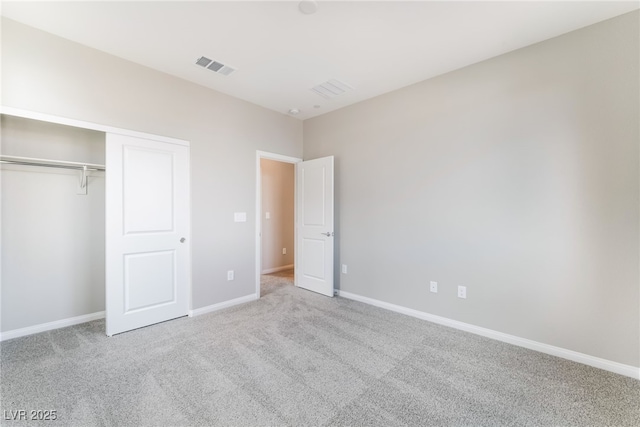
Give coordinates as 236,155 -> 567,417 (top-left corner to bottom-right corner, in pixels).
106,133 -> 190,336
296,156 -> 334,297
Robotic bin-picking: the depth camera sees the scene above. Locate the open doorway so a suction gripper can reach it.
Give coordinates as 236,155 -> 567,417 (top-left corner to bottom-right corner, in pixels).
255,151 -> 301,298
260,158 -> 294,295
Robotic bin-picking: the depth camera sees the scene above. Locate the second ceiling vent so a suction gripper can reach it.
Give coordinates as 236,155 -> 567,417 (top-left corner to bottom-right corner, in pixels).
311,79 -> 353,99
196,56 -> 236,76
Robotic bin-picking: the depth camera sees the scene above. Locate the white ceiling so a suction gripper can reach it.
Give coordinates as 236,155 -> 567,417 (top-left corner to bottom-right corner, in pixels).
2,1 -> 638,120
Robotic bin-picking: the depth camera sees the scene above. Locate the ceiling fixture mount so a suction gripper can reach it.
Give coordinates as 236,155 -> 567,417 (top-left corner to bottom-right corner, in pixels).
288,108 -> 301,115
195,56 -> 236,76
311,79 -> 353,99
298,1 -> 318,15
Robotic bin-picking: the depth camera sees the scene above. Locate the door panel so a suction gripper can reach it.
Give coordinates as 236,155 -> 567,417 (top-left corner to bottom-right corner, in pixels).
123,147 -> 175,233
296,156 -> 334,297
106,133 -> 189,336
302,238 -> 326,280
124,251 -> 176,312
302,166 -> 326,225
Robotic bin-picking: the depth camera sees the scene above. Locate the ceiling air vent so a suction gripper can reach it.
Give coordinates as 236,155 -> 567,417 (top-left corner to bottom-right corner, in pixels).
196,56 -> 212,67
195,56 -> 236,76
311,79 -> 353,99
207,61 -> 224,72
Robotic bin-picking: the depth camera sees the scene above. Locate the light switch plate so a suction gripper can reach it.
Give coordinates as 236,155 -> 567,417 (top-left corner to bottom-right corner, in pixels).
234,212 -> 247,222
265,212 -> 270,219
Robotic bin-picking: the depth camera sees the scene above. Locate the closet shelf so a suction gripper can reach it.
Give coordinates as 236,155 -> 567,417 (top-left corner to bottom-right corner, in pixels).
0,155 -> 105,171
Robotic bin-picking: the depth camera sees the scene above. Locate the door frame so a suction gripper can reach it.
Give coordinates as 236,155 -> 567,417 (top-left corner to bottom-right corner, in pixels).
1,106 -> 193,331
255,150 -> 302,298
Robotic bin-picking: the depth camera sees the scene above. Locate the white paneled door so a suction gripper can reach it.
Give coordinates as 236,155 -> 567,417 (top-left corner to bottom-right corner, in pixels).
296,156 -> 334,297
106,133 -> 190,336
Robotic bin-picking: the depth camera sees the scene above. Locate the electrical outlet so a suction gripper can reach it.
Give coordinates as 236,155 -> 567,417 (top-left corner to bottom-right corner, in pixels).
227,270 -> 234,281
282,248 -> 286,255
341,264 -> 348,274
430,281 -> 438,293
457,286 -> 467,299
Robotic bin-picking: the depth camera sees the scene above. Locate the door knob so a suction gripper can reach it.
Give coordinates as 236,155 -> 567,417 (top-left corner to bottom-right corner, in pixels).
180,237 -> 186,243
320,232 -> 333,237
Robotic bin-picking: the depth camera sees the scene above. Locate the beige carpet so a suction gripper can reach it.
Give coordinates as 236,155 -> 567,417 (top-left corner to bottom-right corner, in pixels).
1,270 -> 639,426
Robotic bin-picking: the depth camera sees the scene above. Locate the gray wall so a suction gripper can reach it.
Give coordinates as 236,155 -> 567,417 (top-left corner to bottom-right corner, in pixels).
261,159 -> 295,272
1,115 -> 105,331
1,18 -> 303,330
304,12 -> 640,367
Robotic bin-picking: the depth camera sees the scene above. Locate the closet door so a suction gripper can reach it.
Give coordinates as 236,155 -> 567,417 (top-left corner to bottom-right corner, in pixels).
106,133 -> 189,336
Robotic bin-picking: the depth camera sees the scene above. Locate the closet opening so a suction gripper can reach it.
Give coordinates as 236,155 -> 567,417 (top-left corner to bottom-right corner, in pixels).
0,114 -> 106,335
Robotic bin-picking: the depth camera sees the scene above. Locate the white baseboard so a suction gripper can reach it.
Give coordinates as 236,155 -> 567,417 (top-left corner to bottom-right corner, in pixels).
188,294 -> 258,317
1,294 -> 259,340
0,311 -> 105,342
338,290 -> 640,380
261,264 -> 294,275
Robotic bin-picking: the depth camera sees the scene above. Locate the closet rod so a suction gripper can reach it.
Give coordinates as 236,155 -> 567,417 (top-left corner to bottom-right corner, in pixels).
0,155 -> 105,171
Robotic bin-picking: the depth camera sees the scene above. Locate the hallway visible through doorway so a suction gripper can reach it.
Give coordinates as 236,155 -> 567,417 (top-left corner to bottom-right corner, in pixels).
260,269 -> 294,297
260,158 -> 295,276
255,151 -> 301,298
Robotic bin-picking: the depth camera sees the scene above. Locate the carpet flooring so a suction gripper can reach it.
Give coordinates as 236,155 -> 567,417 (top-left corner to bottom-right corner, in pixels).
1,270 -> 639,426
